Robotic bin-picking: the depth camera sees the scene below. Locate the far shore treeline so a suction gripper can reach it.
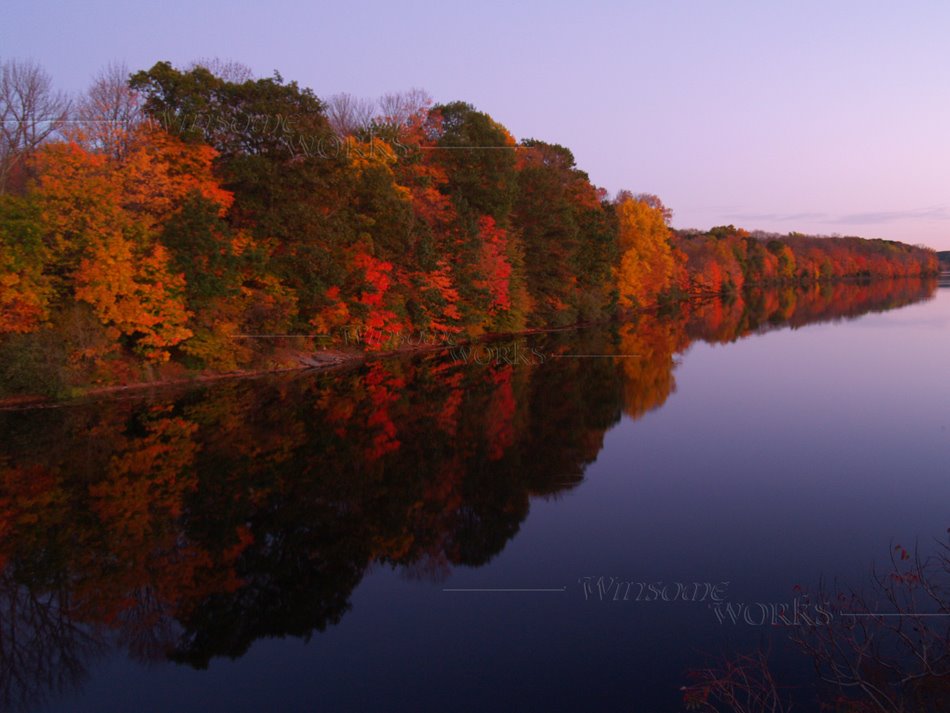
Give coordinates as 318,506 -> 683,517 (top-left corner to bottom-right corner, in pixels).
0,59 -> 939,396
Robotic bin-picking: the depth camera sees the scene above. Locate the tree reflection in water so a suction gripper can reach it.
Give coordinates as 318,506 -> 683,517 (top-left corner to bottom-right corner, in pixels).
0,279 -> 939,710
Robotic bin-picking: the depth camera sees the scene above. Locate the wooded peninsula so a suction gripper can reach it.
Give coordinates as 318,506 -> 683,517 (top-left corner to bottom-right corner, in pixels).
0,60 -> 939,397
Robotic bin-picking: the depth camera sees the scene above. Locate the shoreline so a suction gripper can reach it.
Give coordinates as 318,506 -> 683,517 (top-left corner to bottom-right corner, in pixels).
0,323 -> 588,411
0,274 -> 938,411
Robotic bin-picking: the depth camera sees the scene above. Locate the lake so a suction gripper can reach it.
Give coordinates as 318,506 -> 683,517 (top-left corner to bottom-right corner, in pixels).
1,277 -> 948,712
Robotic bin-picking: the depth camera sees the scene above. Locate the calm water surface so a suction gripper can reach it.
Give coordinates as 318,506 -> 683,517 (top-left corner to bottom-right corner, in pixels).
1,279 -> 948,712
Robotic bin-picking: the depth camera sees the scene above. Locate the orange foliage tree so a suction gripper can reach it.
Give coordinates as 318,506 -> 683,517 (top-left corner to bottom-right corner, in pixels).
33,138 -> 195,363
615,195 -> 677,309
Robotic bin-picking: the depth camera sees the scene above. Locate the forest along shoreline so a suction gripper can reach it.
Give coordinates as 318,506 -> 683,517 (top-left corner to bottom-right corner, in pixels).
1,60 -> 941,406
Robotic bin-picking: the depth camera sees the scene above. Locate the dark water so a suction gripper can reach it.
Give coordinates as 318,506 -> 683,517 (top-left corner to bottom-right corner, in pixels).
1,279 -> 948,712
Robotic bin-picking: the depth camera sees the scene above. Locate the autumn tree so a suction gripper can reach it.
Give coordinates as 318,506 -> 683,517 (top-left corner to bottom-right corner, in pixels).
130,62 -> 356,322
513,139 -> 615,325
427,101 -> 526,330
430,101 -> 518,223
615,193 -> 677,309
34,140 -> 194,363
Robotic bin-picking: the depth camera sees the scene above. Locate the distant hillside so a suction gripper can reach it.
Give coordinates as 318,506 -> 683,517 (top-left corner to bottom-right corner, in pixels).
939,251 -> 950,268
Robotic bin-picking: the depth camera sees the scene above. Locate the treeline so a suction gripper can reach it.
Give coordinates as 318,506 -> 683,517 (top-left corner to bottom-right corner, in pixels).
0,59 -> 939,394
673,226 -> 938,296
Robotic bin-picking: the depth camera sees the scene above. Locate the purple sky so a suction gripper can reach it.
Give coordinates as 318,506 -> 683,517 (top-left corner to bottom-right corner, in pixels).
4,0 -> 949,249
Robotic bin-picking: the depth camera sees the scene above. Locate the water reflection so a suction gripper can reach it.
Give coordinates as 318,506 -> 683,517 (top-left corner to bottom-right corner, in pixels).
0,278 -> 939,711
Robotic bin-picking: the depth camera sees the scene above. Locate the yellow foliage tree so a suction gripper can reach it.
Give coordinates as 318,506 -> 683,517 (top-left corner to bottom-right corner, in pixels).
615,196 -> 677,309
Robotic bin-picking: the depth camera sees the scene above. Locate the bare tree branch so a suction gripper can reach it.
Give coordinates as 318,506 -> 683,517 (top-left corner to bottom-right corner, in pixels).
188,57 -> 255,83
325,92 -> 375,137
72,61 -> 143,160
0,58 -> 71,193
377,87 -> 432,129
